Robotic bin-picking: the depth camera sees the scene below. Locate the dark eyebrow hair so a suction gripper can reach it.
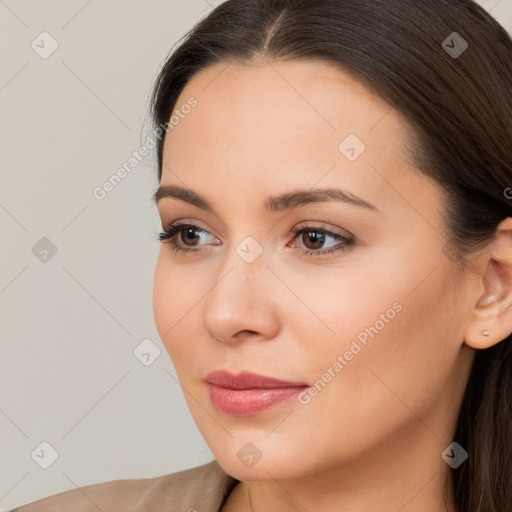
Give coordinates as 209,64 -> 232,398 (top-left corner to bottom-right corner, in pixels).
152,184 -> 378,213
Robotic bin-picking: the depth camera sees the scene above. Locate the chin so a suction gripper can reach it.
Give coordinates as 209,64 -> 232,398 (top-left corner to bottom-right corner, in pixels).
209,439 -> 311,483
217,456 -> 298,482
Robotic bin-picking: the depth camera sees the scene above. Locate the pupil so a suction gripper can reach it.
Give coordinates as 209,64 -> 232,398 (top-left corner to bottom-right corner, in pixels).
304,230 -> 324,249
183,228 -> 200,245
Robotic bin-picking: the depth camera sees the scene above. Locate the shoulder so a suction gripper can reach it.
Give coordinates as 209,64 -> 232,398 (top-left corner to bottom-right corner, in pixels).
11,459 -> 239,512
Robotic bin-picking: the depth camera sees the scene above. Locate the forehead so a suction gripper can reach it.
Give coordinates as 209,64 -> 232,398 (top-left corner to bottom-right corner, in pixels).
163,59 -> 411,163
159,59 -> 435,217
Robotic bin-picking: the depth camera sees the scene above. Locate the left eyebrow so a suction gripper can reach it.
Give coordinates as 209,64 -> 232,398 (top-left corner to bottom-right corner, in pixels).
152,184 -> 379,213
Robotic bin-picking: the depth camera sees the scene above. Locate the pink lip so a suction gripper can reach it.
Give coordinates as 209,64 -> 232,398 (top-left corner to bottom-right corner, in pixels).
205,370 -> 308,416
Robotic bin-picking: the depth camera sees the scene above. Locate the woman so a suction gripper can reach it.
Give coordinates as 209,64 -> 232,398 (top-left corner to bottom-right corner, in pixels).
13,0 -> 512,510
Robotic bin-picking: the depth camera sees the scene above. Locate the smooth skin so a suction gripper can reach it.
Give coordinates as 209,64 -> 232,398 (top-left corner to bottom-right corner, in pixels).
152,59 -> 512,512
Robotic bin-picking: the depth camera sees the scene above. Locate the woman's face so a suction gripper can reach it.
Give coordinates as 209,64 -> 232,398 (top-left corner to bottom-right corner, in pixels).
153,59 -> 477,482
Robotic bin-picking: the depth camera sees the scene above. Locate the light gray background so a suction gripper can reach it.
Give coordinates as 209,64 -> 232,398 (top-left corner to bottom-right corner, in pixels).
1,1 -> 511,510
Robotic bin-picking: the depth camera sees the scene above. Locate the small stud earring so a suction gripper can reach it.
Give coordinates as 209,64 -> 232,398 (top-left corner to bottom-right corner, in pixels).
481,330 -> 490,337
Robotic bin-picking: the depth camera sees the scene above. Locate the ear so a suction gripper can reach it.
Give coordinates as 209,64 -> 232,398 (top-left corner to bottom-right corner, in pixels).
464,217 -> 512,349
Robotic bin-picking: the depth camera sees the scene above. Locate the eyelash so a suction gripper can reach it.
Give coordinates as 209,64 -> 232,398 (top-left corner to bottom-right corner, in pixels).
157,222 -> 355,258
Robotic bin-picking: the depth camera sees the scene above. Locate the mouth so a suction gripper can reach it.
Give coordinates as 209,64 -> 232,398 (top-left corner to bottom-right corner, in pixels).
205,370 -> 309,416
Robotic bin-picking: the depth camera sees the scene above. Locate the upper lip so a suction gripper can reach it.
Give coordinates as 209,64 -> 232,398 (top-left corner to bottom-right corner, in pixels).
205,370 -> 308,390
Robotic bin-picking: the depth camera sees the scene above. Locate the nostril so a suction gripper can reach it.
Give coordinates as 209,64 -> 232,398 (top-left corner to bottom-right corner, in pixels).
238,330 -> 258,336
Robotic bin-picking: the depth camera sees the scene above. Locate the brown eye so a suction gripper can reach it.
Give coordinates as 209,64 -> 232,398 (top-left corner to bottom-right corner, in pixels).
180,227 -> 203,246
300,229 -> 327,250
290,225 -> 355,257
158,223 -> 219,255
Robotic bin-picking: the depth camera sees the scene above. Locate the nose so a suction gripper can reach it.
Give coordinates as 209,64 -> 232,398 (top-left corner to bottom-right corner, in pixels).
202,242 -> 281,345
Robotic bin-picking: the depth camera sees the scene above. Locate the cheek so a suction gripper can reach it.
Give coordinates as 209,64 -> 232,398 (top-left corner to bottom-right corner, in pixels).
286,241 -> 458,397
152,253 -> 201,361
297,259 -> 460,434
152,254 -> 171,340
275,257 -> 408,355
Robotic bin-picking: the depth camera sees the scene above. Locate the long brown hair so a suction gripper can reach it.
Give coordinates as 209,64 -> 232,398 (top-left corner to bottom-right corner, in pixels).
150,1 -> 512,509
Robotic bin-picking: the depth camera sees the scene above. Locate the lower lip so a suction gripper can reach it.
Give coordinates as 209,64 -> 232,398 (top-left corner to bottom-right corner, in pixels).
208,384 -> 307,416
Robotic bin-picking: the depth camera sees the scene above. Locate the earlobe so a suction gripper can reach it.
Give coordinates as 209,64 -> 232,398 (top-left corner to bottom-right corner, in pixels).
464,217 -> 512,350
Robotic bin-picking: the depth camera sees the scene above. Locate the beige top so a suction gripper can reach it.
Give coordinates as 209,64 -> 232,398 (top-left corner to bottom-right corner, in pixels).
11,459 -> 239,512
